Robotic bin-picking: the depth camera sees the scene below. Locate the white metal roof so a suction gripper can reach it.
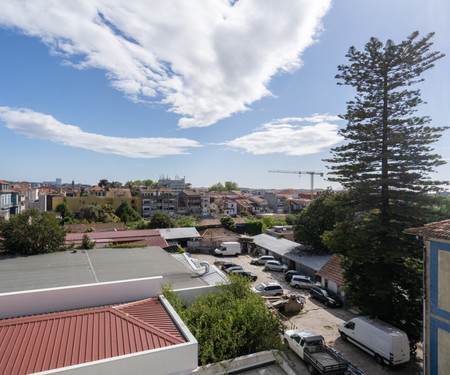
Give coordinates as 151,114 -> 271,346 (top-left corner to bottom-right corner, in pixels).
158,227 -> 201,240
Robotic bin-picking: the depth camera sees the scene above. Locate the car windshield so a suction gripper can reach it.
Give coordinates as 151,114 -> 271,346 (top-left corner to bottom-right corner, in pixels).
255,284 -> 265,291
322,290 -> 329,297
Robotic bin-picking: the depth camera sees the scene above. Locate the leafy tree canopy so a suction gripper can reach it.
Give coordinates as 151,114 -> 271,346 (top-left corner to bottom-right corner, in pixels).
115,202 -> 141,223
174,217 -> 198,228
293,189 -> 342,252
79,204 -> 120,223
98,179 -> 110,189
126,179 -> 156,187
244,219 -> 264,236
148,211 -> 173,229
55,201 -> 74,220
162,276 -> 284,365
209,181 -> 239,192
0,209 -> 67,254
323,31 -> 447,341
220,216 -> 236,232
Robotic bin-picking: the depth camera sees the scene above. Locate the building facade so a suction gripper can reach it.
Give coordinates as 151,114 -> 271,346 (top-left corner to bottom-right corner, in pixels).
406,220 -> 450,375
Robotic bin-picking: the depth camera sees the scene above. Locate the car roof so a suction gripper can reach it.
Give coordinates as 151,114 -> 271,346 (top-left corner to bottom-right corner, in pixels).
262,282 -> 282,287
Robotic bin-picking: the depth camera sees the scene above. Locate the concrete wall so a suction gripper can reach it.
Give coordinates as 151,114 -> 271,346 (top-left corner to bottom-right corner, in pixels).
0,277 -> 163,319
39,339 -> 197,375
176,285 -> 219,304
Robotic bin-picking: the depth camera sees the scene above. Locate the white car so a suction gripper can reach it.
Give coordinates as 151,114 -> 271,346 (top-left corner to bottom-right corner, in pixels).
264,260 -> 288,272
251,282 -> 284,296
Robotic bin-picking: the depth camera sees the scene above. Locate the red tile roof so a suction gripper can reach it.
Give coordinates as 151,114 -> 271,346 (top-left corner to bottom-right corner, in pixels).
404,219 -> 450,241
316,254 -> 345,286
0,298 -> 185,375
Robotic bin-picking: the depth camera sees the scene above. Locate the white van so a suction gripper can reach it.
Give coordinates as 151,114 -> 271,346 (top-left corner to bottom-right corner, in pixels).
214,242 -> 241,256
338,316 -> 410,366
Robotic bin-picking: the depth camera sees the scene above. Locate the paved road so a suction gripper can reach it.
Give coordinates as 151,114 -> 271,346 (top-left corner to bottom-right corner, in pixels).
190,252 -> 423,375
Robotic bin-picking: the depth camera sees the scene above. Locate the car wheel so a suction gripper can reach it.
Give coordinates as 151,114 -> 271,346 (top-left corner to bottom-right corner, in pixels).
307,363 -> 317,375
283,338 -> 289,345
294,284 -> 300,289
340,332 -> 347,342
324,300 -> 329,306
235,253 -> 239,257
374,354 -> 384,366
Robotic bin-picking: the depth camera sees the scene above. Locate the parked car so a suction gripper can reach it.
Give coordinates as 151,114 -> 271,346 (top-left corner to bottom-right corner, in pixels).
338,316 -> 410,366
230,269 -> 258,281
221,262 -> 239,271
224,265 -> 243,274
310,287 -> 342,307
251,282 -> 284,296
250,255 -> 275,265
284,270 -> 302,282
264,260 -> 288,272
290,275 -> 319,289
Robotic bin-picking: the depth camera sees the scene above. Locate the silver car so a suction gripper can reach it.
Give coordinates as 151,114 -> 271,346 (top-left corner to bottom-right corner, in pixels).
290,275 -> 319,289
251,282 -> 284,296
264,260 -> 288,272
250,255 -> 275,265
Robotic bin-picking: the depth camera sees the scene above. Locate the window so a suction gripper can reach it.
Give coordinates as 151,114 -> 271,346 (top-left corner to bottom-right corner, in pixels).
345,322 -> 355,330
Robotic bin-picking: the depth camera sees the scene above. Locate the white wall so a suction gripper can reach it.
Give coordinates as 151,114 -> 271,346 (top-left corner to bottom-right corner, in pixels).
0,277 -> 163,319
38,341 -> 198,375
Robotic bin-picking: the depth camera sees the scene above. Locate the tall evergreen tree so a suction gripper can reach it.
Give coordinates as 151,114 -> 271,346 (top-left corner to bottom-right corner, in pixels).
324,32 -> 447,337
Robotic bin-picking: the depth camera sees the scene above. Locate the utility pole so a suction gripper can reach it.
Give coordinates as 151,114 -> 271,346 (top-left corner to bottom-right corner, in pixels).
268,170 -> 324,200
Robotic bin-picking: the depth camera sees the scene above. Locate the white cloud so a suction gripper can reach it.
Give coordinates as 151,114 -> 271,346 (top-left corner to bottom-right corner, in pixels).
0,0 -> 331,128
0,107 -> 200,158
221,116 -> 343,155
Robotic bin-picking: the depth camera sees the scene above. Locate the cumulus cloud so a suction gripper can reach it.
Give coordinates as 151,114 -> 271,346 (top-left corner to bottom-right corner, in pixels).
0,107 -> 200,158
221,115 -> 343,155
0,0 -> 331,128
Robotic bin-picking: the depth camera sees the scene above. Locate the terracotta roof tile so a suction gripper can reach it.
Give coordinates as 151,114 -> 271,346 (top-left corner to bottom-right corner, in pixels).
405,219 -> 450,241
316,254 -> 345,286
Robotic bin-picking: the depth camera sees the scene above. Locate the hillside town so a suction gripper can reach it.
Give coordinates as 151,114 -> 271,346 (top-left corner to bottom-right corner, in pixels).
1,175 -> 449,375
0,177 -> 313,221
1,2 -> 449,375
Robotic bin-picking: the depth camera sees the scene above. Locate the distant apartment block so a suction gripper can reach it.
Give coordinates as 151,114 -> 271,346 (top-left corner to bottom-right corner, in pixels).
140,188 -> 176,219
157,177 -> 186,195
0,180 -> 22,220
177,189 -> 202,217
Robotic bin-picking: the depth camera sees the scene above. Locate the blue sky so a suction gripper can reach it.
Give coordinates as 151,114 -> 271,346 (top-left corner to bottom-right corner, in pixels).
0,0 -> 449,190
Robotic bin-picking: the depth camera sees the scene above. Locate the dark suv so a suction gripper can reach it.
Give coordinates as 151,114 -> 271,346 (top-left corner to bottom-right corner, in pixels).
310,287 -> 342,307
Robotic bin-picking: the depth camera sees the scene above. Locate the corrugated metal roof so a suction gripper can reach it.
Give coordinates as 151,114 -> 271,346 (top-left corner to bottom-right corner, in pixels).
253,234 -> 332,271
158,227 -> 201,240
0,298 -> 185,375
252,234 -> 300,256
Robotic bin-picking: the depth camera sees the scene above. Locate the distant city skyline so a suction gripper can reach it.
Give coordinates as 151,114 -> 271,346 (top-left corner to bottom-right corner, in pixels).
0,1 -> 449,190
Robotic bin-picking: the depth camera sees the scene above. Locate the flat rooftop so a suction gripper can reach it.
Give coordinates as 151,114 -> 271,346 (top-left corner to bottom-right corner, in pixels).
0,246 -> 208,293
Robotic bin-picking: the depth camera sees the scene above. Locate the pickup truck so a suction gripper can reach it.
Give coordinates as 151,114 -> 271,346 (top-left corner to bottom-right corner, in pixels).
284,330 -> 348,375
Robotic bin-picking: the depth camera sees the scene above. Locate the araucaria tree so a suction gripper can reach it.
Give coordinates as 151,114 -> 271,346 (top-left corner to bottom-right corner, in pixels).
324,32 -> 447,333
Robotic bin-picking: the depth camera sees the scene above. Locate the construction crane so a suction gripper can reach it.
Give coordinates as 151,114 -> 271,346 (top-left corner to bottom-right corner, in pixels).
268,170 -> 324,200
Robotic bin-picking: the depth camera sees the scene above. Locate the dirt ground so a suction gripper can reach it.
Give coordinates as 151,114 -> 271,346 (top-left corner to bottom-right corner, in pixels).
190,252 -> 423,375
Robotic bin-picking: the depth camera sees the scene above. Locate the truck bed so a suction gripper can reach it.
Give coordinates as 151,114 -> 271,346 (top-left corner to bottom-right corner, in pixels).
305,346 -> 348,374
311,352 -> 341,367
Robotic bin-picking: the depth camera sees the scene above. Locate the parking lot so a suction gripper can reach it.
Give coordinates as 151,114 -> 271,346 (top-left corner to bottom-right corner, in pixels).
190,252 -> 423,375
